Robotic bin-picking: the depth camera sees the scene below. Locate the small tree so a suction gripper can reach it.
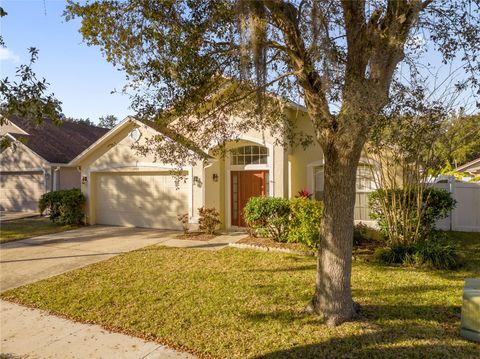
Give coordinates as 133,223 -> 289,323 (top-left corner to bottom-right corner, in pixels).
366,105 -> 456,244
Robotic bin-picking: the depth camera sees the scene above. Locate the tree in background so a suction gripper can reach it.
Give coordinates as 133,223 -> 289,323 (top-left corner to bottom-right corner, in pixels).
98,114 -> 118,129
63,116 -> 95,126
66,0 -> 479,325
435,114 -> 480,169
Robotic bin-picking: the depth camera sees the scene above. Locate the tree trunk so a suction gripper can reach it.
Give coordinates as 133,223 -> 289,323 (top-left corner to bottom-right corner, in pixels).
306,146 -> 361,326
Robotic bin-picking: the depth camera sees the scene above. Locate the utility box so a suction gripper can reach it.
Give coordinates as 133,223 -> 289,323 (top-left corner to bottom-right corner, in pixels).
460,278 -> 480,343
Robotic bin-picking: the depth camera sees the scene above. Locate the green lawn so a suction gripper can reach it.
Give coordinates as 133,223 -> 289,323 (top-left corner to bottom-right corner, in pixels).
1,232 -> 479,358
0,217 -> 77,243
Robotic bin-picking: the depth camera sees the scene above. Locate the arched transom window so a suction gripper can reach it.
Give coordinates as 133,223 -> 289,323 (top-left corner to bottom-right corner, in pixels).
230,145 -> 268,165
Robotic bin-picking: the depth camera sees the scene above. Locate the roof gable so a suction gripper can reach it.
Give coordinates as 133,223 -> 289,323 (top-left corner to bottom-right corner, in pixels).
7,116 -> 109,164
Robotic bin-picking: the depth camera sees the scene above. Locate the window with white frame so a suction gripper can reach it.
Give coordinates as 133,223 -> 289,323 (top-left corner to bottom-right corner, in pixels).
314,166 -> 324,201
230,145 -> 268,165
313,164 -> 376,220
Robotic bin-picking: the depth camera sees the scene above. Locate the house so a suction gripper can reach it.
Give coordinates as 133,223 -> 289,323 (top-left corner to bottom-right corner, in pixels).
456,157 -> 480,177
70,106 -> 376,230
0,116 -> 109,211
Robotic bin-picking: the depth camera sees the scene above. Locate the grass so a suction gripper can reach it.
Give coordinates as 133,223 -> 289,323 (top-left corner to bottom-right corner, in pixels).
1,232 -> 479,358
0,217 -> 77,243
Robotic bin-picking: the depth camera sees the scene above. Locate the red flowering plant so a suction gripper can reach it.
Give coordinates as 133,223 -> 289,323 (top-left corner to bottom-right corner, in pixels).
296,189 -> 312,199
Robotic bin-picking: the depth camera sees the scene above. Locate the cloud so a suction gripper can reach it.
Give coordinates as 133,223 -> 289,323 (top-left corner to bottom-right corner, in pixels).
0,48 -> 20,62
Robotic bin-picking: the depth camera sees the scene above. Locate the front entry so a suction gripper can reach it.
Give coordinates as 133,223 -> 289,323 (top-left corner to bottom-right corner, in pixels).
231,170 -> 268,227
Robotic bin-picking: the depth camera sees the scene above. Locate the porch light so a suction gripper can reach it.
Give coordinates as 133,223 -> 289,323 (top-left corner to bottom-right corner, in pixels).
213,173 -> 219,182
81,176 -> 88,184
193,176 -> 202,186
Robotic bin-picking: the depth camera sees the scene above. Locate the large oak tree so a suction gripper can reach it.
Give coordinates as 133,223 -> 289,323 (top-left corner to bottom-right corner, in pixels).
65,0 -> 479,325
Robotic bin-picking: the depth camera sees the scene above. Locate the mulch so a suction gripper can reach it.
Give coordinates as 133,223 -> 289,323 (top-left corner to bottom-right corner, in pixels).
238,236 -> 379,261
175,232 -> 217,241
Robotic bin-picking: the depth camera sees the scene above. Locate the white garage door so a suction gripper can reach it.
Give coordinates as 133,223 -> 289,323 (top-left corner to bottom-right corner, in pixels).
95,172 -> 189,229
0,172 -> 44,211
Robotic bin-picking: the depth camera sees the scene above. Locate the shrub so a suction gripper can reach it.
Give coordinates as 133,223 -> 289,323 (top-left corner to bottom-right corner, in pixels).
374,234 -> 460,270
198,207 -> 221,235
413,235 -> 460,269
38,188 -> 86,225
243,197 -> 291,242
369,187 -> 456,243
374,243 -> 416,265
288,197 -> 322,249
353,223 -> 383,246
177,213 -> 189,235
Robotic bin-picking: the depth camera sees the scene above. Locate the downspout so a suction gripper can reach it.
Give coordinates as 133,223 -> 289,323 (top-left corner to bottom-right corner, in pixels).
53,166 -> 61,191
42,166 -> 49,194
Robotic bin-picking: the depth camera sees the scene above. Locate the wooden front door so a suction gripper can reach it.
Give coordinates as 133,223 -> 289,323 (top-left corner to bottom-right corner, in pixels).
231,170 -> 268,227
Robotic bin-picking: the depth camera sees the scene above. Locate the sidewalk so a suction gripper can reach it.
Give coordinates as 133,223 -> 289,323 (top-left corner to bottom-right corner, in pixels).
1,300 -> 195,359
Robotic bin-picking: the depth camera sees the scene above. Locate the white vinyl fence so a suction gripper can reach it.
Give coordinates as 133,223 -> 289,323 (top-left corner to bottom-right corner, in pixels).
435,180 -> 480,232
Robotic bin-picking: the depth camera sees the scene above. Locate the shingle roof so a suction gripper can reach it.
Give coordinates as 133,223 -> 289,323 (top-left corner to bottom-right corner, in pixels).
7,116 -> 109,164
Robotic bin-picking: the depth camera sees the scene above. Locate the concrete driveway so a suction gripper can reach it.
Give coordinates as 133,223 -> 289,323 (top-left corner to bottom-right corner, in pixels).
0,211 -> 40,222
0,225 -> 178,292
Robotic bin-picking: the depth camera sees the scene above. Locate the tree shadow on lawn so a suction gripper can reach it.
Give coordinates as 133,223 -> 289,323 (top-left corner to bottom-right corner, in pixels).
246,303 -> 476,358
253,334 -> 476,359
353,283 -> 461,297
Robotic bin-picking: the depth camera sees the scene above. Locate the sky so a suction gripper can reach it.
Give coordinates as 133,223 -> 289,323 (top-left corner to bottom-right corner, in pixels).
0,0 -> 132,124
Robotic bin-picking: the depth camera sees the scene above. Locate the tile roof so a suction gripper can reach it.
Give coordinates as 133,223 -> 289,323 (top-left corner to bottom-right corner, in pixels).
7,116 -> 109,164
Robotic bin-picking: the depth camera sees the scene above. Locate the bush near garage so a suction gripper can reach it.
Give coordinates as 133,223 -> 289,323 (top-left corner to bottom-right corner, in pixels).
38,188 -> 86,225
198,207 -> 221,235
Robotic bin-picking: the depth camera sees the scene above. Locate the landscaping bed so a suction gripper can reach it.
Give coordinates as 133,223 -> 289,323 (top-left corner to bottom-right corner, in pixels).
1,232 -> 479,358
175,232 -> 217,241
0,217 -> 78,244
237,236 -> 312,252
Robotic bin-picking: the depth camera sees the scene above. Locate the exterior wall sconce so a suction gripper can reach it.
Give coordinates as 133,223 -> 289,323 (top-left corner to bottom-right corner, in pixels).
193,176 -> 202,186
81,176 -> 88,184
212,173 -> 219,182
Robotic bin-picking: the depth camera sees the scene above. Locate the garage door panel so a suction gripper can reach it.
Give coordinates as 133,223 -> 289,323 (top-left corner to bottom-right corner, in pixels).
95,172 -> 189,229
0,172 -> 44,211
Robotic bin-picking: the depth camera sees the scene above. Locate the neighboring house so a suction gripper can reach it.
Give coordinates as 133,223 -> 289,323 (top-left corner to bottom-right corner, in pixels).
456,157 -> 480,177
0,116 -> 109,211
70,107 -> 377,230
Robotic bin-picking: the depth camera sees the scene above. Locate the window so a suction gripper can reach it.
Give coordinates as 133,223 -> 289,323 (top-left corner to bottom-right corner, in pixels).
313,164 -> 376,220
314,166 -> 324,201
230,145 -> 268,165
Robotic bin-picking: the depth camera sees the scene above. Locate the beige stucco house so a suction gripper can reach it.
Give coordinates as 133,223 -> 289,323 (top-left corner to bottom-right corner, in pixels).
70,107 -> 376,230
0,116 -> 108,211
